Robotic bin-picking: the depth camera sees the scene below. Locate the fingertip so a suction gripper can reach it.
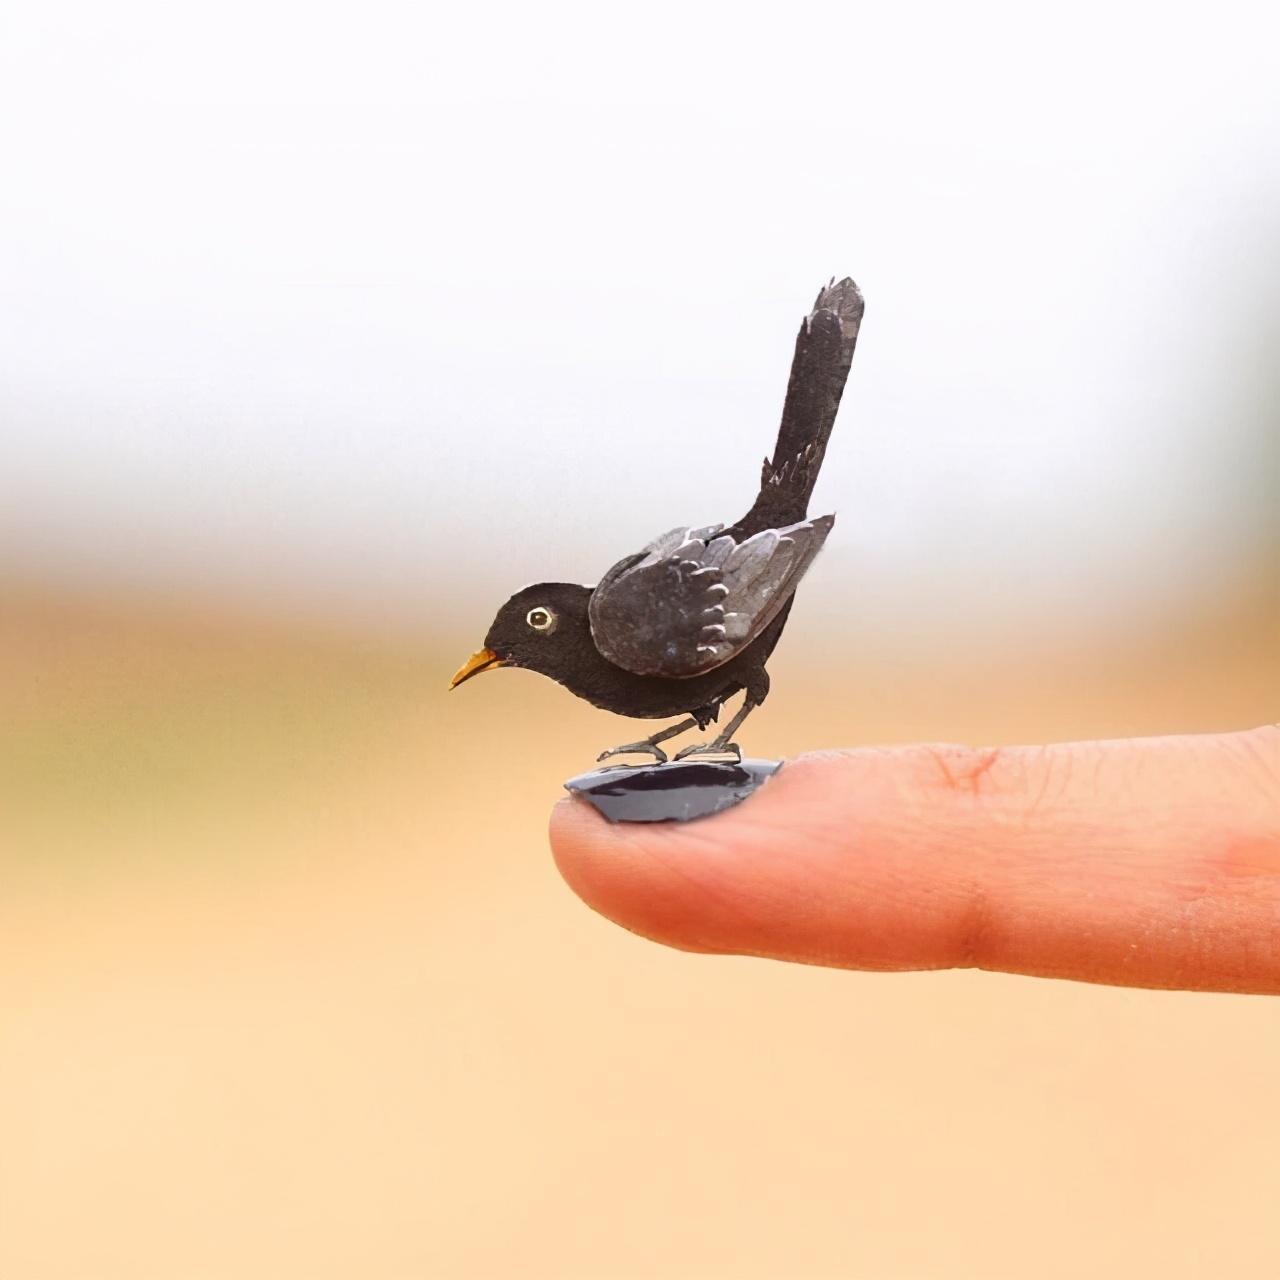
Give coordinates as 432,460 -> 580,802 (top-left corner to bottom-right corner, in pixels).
548,755 -> 876,958
548,748 -> 994,969
549,789 -> 743,953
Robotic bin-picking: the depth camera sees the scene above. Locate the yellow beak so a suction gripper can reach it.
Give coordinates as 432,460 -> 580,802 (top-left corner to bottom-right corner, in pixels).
448,647 -> 507,689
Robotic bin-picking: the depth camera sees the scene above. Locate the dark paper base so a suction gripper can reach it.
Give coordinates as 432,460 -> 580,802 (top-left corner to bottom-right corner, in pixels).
564,758 -> 783,824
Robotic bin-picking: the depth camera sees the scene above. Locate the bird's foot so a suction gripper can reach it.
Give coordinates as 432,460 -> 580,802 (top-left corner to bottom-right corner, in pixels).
673,741 -> 742,763
596,740 -> 670,765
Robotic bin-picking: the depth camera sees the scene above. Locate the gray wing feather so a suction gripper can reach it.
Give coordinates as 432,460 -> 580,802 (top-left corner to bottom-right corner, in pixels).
588,515 -> 834,677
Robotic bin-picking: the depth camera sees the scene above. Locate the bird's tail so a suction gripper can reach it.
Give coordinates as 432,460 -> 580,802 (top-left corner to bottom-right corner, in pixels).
730,277 -> 864,537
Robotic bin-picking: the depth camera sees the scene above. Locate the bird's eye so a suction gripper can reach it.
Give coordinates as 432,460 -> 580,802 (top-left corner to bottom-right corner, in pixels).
526,606 -> 557,633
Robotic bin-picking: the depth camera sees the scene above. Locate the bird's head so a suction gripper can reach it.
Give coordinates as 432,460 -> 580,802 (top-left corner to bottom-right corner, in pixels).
449,582 -> 594,689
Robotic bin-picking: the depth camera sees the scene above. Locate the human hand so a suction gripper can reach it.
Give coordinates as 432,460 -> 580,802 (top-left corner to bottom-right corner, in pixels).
551,726 -> 1280,993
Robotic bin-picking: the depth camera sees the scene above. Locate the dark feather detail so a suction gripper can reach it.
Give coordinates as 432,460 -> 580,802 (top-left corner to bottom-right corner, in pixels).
727,277 -> 863,539
588,515 -> 834,678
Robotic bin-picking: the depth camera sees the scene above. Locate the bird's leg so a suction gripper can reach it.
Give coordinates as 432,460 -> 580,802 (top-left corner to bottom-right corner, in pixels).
596,716 -> 701,765
673,692 -> 765,764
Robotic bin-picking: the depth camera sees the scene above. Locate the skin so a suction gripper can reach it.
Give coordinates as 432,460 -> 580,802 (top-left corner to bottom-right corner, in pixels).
550,724 -> 1280,994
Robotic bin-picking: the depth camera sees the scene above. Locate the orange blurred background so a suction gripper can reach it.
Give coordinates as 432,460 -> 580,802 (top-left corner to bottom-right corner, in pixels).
3,5 -> 1280,1278
2,575 -> 1276,1277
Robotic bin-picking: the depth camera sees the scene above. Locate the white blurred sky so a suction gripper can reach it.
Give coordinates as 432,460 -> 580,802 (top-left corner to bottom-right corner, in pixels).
2,2 -> 1278,640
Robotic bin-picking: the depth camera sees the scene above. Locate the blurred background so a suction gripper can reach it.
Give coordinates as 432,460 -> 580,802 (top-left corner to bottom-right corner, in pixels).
2,3 -> 1278,1277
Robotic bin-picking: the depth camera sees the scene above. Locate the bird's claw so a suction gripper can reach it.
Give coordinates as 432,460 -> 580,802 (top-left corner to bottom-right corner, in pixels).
596,741 -> 670,765
673,741 -> 742,763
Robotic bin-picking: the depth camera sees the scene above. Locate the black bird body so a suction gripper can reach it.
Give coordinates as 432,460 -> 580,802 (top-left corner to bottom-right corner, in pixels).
478,580 -> 790,722
451,278 -> 864,761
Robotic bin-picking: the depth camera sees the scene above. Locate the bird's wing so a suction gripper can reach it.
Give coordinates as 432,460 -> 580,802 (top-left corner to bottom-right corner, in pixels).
587,515 -> 834,678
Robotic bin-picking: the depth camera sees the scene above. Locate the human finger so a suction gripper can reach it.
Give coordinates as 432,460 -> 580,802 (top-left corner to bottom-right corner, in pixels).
550,727 -> 1280,993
